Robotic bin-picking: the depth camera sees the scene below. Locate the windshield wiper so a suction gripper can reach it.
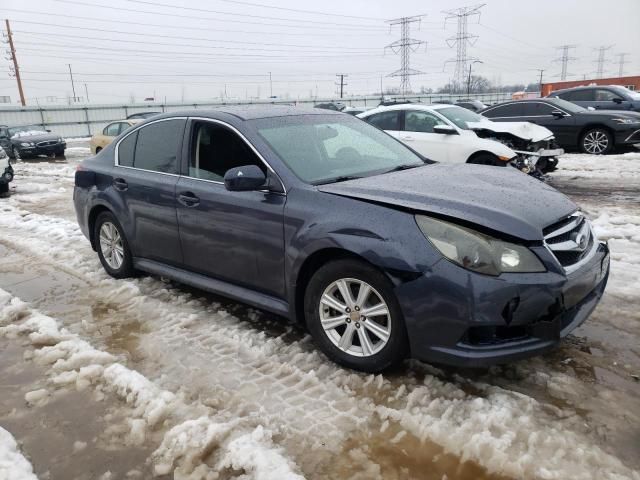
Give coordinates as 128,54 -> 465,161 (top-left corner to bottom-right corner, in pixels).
382,163 -> 424,174
314,175 -> 363,185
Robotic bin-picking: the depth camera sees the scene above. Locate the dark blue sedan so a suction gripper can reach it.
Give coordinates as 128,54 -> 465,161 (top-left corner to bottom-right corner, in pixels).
74,106 -> 609,372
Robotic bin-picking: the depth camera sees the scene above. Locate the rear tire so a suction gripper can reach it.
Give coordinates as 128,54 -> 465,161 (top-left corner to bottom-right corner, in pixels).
580,128 -> 613,155
304,259 -> 408,372
94,211 -> 135,279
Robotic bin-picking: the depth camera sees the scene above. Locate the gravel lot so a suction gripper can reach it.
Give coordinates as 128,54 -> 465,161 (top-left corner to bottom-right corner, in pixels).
1,142 -> 639,480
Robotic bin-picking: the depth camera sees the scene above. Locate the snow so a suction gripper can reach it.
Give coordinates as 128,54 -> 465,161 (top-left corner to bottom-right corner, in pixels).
11,130 -> 47,139
0,427 -> 38,480
555,150 -> 640,178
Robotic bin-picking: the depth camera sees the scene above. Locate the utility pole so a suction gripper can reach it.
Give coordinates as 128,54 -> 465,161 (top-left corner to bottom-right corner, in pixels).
268,72 -> 273,98
614,52 -> 629,77
535,68 -> 545,95
385,15 -> 427,95
443,4 -> 484,93
466,60 -> 482,96
553,45 -> 577,81
594,45 -> 614,79
67,64 -> 77,102
335,74 -> 348,98
84,83 -> 89,103
4,19 -> 26,106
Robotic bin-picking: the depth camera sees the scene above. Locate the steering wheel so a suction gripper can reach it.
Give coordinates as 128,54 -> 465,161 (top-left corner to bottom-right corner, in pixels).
334,146 -> 363,162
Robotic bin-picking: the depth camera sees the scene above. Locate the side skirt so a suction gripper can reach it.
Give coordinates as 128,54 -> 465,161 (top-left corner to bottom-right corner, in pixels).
133,258 -> 290,317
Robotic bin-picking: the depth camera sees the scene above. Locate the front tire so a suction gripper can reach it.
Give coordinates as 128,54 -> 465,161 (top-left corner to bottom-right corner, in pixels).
467,153 -> 504,166
94,211 -> 134,278
580,128 -> 613,155
304,259 -> 408,372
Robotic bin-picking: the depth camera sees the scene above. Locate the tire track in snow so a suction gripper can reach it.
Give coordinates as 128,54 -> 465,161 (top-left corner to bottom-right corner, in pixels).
1,204 -> 638,479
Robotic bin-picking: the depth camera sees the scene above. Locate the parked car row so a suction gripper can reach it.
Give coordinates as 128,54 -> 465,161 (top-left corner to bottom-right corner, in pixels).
74,106 -> 610,372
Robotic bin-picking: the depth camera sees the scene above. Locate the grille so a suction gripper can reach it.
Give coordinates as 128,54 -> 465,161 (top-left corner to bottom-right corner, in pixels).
36,140 -> 58,147
544,213 -> 595,272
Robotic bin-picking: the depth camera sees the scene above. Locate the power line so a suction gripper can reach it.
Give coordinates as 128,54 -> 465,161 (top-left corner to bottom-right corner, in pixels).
594,45 -> 614,79
385,16 -> 427,95
553,45 -> 577,80
443,4 -> 484,92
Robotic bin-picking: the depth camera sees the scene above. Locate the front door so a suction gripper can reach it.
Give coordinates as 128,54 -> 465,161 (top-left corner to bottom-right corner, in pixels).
400,110 -> 458,162
112,118 -> 185,265
175,119 -> 286,297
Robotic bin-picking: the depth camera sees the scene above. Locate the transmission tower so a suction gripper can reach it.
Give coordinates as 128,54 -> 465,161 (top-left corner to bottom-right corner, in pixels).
385,16 -> 427,95
614,52 -> 629,77
594,45 -> 614,79
443,4 -> 484,92
553,45 -> 577,81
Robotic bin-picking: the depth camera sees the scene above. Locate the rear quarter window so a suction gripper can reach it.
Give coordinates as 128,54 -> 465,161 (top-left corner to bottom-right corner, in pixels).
117,131 -> 137,167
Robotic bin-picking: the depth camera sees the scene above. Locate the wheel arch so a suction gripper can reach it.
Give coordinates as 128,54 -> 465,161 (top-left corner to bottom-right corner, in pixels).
87,204 -> 113,251
579,124 -> 615,144
467,150 -> 501,164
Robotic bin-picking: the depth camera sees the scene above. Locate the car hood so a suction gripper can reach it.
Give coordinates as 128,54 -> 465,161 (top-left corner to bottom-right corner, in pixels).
11,133 -> 61,143
467,120 -> 554,142
317,164 -> 577,241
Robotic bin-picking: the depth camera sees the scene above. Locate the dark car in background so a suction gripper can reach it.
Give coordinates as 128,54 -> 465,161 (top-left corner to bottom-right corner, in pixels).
73,106 -> 609,372
455,99 -> 488,112
0,124 -> 66,159
480,98 -> 640,154
547,85 -> 640,112
126,111 -> 162,120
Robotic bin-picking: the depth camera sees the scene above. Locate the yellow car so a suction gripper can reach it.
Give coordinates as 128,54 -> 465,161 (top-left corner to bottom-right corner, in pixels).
90,119 -> 141,154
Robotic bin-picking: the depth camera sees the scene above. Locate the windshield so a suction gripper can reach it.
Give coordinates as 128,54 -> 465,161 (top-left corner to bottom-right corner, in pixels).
253,114 -> 426,184
550,98 -> 587,113
612,85 -> 640,100
436,106 -> 485,129
8,125 -> 48,138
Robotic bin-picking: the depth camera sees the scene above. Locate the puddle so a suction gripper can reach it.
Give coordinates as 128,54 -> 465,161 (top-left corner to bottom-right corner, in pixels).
0,340 -> 168,480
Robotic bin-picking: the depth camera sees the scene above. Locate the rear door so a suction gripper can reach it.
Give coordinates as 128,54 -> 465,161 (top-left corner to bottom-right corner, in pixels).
113,118 -> 185,265
558,89 -> 594,109
175,118 -> 286,297
364,110 -> 403,140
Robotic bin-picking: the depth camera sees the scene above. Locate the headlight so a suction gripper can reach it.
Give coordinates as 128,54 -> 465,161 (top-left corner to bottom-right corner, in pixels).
612,118 -> 640,124
416,215 -> 546,276
20,142 -> 34,147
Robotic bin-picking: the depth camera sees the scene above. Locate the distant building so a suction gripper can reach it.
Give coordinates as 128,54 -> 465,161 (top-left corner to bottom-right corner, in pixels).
541,75 -> 640,97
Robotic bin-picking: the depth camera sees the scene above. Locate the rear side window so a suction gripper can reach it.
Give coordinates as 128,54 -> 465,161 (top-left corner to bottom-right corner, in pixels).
133,119 -> 184,174
482,103 -> 524,118
117,131 -> 137,167
560,89 -> 594,101
366,111 -> 400,130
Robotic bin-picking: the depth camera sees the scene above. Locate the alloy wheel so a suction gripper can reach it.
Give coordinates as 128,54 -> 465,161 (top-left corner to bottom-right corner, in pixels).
99,222 -> 125,270
583,130 -> 609,154
319,278 -> 391,357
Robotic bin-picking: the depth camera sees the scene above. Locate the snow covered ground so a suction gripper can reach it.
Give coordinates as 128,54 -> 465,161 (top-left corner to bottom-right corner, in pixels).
0,144 -> 638,479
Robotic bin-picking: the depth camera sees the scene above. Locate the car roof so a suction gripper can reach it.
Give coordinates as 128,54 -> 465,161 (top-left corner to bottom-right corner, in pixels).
550,85 -> 623,94
146,105 -> 341,121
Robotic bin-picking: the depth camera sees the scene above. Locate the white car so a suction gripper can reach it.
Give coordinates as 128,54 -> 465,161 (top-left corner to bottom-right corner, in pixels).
0,146 -> 13,197
358,104 -> 563,173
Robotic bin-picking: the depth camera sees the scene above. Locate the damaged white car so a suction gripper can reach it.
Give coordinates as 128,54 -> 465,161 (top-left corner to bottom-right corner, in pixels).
358,104 -> 563,176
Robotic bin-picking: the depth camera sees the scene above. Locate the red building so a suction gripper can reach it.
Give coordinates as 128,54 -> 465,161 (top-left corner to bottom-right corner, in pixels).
541,75 -> 640,97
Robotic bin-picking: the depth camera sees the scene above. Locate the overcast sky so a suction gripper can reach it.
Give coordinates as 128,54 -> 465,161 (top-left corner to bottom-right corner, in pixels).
1,0 -> 639,104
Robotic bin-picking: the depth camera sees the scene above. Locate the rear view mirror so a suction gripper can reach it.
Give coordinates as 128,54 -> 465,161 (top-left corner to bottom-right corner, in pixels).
551,110 -> 565,118
224,165 -> 266,192
433,125 -> 458,135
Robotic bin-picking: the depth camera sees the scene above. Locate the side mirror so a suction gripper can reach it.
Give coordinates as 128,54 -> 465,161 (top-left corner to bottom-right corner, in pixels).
551,110 -> 565,118
224,165 -> 266,192
433,124 -> 458,135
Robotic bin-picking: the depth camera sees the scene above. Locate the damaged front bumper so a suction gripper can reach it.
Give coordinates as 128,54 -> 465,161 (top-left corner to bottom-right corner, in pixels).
511,148 -> 564,176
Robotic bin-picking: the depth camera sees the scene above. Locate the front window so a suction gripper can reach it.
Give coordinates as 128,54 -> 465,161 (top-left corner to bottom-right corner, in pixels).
404,110 -> 448,133
436,106 -> 485,129
253,115 -> 425,184
8,125 -> 47,138
612,86 -> 640,100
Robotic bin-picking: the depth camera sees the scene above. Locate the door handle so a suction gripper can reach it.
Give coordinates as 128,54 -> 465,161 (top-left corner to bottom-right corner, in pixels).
113,178 -> 128,191
400,135 -> 414,141
178,191 -> 200,207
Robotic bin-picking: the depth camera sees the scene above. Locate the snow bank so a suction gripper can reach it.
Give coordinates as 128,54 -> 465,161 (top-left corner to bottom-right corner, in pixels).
0,290 -> 305,479
555,151 -> 640,178
0,426 -> 38,480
